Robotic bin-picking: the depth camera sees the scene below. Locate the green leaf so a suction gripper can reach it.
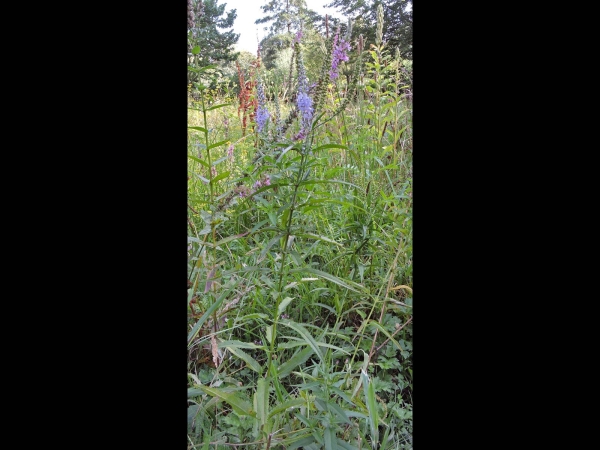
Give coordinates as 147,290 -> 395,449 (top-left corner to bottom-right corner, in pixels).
277,296 -> 294,316
187,388 -> 204,398
217,340 -> 262,350
366,320 -> 404,353
255,377 -> 269,426
187,294 -> 227,345
277,346 -> 314,378
188,126 -> 207,133
188,154 -> 209,168
265,325 -> 273,344
285,435 -> 317,450
205,103 -> 232,112
290,267 -> 367,294
192,45 -> 200,55
226,346 -> 262,373
268,397 -> 305,418
295,233 -> 343,247
259,234 -> 283,261
276,144 -> 297,162
324,426 -> 338,450
210,171 -> 230,184
314,143 -> 349,152
279,320 -> 323,361
336,439 -> 359,450
203,231 -> 249,249
199,385 -> 256,417
361,370 -> 379,444
208,139 -> 229,150
327,401 -> 352,425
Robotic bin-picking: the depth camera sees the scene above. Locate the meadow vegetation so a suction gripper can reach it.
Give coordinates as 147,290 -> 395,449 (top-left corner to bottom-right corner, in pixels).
187,6 -> 412,448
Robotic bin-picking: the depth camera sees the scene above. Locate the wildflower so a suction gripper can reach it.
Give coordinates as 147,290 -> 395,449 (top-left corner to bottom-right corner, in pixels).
294,39 -> 313,139
329,28 -> 351,80
293,30 -> 303,44
227,142 -> 234,160
236,185 -> 251,198
255,75 -> 270,132
263,174 -> 271,186
253,180 -> 262,190
211,166 -> 217,178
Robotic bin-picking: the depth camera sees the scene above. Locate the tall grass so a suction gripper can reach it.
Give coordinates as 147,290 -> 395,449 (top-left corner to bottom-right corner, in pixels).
188,12 -> 412,449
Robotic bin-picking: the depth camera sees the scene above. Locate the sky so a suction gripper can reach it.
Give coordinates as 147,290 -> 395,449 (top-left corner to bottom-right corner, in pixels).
222,0 -> 340,54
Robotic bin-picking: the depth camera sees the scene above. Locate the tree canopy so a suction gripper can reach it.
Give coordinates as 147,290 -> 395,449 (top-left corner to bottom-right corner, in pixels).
188,0 -> 240,68
325,0 -> 412,59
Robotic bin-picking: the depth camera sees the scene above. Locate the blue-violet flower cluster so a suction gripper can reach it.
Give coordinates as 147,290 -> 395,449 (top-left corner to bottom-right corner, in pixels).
255,76 -> 270,133
329,29 -> 351,80
294,32 -> 314,140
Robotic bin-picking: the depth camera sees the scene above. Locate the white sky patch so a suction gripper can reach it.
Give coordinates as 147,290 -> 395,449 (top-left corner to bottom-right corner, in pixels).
223,0 -> 340,54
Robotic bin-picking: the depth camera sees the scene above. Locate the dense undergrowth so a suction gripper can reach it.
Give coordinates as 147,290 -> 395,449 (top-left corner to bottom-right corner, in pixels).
188,10 -> 412,450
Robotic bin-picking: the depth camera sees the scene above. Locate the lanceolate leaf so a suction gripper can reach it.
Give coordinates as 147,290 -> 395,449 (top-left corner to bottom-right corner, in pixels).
277,296 -> 294,315
361,370 -> 379,445
187,126 -> 207,133
268,397 -> 305,418
277,346 -> 314,378
366,320 -> 404,352
208,139 -> 229,150
199,385 -> 256,417
210,171 -> 230,184
324,426 -> 338,450
187,155 -> 210,168
279,320 -> 323,361
314,143 -> 349,152
225,346 -> 262,373
187,294 -> 227,345
205,103 -> 232,112
290,268 -> 367,294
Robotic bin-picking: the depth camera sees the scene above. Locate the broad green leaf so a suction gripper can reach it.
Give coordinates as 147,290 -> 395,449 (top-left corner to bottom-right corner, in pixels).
199,385 -> 256,417
324,426 -> 338,450
277,346 -> 314,378
265,325 -> 273,344
277,296 -> 294,315
191,45 -> 200,55
279,320 -> 323,361
226,346 -> 262,373
210,171 -> 230,184
187,388 -> 204,398
255,377 -> 269,426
